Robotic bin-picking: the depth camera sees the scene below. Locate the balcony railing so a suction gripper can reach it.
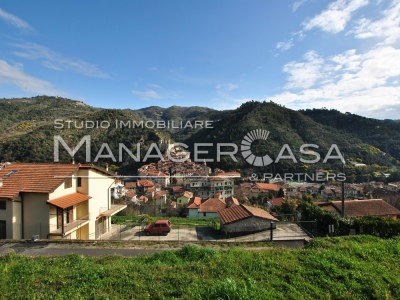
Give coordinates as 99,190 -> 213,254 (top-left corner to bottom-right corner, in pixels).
50,214 -> 90,236
98,204 -> 127,217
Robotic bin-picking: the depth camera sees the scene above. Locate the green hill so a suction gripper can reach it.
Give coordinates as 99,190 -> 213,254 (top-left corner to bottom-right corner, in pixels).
0,96 -> 97,140
183,101 -> 398,176
301,108 -> 400,159
0,97 -> 399,179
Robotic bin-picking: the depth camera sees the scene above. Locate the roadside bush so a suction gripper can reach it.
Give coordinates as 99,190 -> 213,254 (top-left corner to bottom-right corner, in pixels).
299,202 -> 400,238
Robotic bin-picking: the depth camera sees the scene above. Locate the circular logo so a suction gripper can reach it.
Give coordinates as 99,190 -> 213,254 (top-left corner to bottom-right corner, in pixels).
241,129 -> 273,166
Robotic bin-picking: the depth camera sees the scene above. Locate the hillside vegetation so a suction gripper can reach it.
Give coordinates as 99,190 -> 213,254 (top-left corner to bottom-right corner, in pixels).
302,108 -> 400,159
0,96 -> 96,139
0,236 -> 399,299
0,97 -> 399,178
184,101 -> 399,175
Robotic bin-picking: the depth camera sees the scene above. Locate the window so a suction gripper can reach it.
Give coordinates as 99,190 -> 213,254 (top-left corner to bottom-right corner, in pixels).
203,212 -> 206,217
77,177 -> 82,187
64,177 -> 72,189
57,206 -> 73,228
0,220 -> 6,239
0,201 -> 6,210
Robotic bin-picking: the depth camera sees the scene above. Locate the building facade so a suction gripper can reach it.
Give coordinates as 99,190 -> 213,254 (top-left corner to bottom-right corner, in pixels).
0,163 -> 126,240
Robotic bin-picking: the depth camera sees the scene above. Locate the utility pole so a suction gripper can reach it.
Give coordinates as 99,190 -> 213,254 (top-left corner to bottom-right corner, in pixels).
341,160 -> 345,218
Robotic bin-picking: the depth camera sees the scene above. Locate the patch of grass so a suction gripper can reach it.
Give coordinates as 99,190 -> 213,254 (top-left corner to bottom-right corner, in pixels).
1,236 -> 399,299
112,215 -> 219,228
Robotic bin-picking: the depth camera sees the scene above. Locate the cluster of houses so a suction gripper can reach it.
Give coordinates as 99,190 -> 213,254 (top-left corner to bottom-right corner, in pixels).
315,199 -> 400,220
1,159 -> 399,241
235,180 -> 400,201
137,150 -> 213,187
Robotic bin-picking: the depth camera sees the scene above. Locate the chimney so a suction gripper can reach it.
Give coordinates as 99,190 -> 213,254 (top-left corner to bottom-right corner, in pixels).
0,178 -> 3,188
105,163 -> 109,171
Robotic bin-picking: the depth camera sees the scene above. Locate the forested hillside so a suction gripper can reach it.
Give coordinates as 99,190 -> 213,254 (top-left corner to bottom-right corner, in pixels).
301,109 -> 400,159
0,96 -> 399,180
183,101 -> 399,176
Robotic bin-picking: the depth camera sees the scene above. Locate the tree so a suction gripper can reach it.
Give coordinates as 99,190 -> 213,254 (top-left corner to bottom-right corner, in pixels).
277,188 -> 285,198
302,194 -> 313,203
280,199 -> 297,215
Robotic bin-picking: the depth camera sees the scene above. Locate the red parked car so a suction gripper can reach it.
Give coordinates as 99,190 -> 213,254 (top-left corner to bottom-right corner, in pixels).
143,220 -> 172,236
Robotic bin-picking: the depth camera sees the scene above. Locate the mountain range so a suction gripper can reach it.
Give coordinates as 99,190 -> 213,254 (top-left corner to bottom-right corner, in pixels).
1,96 -> 399,180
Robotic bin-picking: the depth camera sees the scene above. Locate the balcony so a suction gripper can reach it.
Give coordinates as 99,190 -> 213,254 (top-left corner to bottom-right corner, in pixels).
50,214 -> 90,236
98,204 -> 127,218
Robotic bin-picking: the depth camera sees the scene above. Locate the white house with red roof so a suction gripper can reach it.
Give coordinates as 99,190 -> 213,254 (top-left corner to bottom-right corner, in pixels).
187,196 -> 239,218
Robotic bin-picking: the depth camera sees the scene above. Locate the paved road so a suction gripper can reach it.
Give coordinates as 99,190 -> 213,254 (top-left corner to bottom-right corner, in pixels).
0,240 -> 306,256
0,223 -> 310,256
0,242 -> 163,257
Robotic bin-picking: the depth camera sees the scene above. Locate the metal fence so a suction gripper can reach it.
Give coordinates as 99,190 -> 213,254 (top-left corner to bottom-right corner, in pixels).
0,218 -> 314,242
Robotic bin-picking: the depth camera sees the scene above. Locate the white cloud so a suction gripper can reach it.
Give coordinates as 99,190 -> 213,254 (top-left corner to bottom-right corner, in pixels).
0,8 -> 34,31
283,50 -> 325,89
292,0 -> 311,12
11,42 -> 110,78
275,39 -> 294,52
350,0 -> 400,44
132,90 -> 162,100
269,45 -> 400,119
216,83 -> 238,91
303,0 -> 369,33
0,60 -> 59,94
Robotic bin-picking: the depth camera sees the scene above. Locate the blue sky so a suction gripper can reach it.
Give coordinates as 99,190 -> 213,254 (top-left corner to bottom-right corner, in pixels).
0,0 -> 399,119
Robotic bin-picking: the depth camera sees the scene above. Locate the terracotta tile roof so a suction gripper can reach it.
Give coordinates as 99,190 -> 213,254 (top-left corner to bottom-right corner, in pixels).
124,182 -> 137,189
199,198 -> 226,213
47,192 -> 91,209
208,177 -> 224,181
225,196 -> 240,207
323,188 -> 334,194
243,205 -> 279,221
137,180 -> 155,187
187,196 -> 202,208
0,163 -> 79,199
0,163 -> 116,200
172,186 -> 184,192
183,191 -> 193,199
268,197 -> 284,207
330,199 -> 400,218
154,190 -> 168,199
125,190 -> 136,198
216,172 -> 241,178
218,204 -> 278,224
320,204 -> 340,214
218,205 -> 250,224
255,183 -> 280,192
